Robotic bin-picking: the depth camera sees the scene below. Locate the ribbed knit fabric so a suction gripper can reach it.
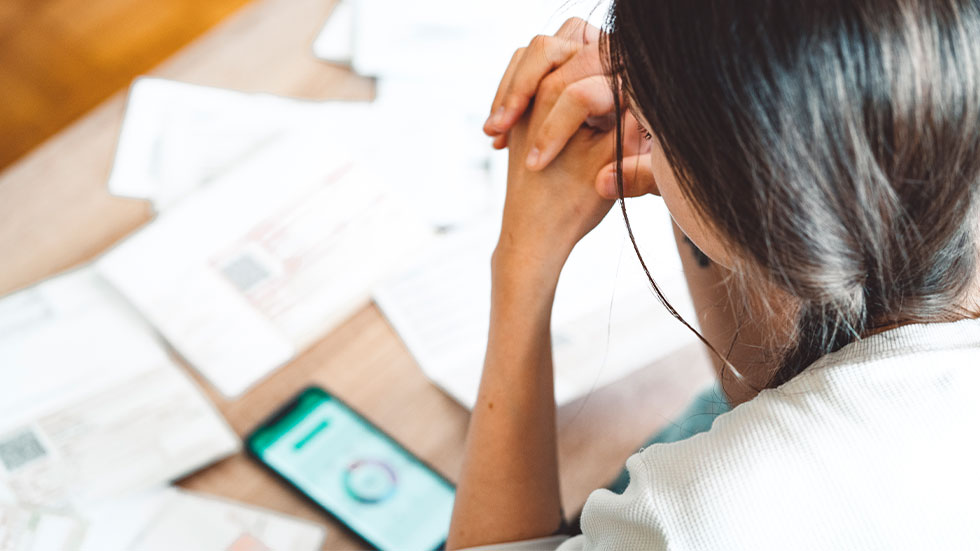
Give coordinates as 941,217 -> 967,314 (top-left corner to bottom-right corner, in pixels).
465,318 -> 980,550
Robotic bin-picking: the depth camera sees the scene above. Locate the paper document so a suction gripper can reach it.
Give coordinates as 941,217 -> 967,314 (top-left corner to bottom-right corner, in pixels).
371,78 -> 508,230
312,0 -> 355,64
348,0 -> 600,80
129,489 -> 325,551
99,137 -> 433,398
108,77 -> 374,211
0,269 -> 239,510
77,488 -> 326,551
0,486 -> 328,551
374,197 -> 699,408
0,504 -> 86,551
107,77 -> 494,230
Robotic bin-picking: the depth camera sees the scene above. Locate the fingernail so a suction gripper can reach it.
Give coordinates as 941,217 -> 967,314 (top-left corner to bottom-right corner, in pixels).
525,147 -> 540,169
488,106 -> 506,129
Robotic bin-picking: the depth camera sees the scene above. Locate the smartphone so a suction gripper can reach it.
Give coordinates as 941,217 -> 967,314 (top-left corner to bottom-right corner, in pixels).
247,386 -> 456,551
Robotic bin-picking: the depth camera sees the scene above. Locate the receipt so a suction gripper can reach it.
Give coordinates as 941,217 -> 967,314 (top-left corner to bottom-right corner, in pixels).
108,77 -> 374,211
76,488 -> 325,551
125,489 -> 325,551
0,269 -> 239,510
0,504 -> 85,551
99,136 -> 433,397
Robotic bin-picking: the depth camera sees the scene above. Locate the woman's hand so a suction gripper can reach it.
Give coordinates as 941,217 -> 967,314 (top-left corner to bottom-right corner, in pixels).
485,17 -> 659,202
484,18 -> 602,148
494,105 -> 616,282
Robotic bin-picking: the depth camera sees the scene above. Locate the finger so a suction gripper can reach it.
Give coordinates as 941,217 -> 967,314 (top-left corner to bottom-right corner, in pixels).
486,35 -> 582,134
485,47 -> 526,135
486,20 -> 601,136
486,19 -> 603,136
555,16 -> 602,44
596,155 -> 659,199
535,44 -> 605,105
526,75 -> 615,170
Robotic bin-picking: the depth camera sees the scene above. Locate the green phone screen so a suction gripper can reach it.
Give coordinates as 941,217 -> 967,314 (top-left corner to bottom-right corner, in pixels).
248,388 -> 455,551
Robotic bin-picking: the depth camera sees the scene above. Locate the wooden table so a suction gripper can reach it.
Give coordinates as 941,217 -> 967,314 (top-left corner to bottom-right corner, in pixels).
0,0 -> 714,547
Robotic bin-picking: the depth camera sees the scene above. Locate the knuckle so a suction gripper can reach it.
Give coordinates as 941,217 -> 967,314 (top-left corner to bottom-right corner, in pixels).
557,16 -> 586,34
559,39 -> 582,58
566,82 -> 594,106
571,78 -> 612,107
539,74 -> 565,100
528,34 -> 551,50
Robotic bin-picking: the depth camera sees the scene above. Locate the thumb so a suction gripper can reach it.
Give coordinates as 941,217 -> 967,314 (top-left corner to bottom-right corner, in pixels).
595,155 -> 659,199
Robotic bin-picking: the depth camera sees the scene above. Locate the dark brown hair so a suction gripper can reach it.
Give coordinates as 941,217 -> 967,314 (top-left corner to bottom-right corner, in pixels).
604,0 -> 980,389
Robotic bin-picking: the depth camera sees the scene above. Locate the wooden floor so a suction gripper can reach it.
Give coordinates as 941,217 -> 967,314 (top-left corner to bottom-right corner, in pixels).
0,0 -> 253,171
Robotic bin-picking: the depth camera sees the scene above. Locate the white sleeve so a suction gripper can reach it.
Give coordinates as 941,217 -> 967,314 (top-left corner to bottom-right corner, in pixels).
563,452 -> 670,550
457,535 -> 570,550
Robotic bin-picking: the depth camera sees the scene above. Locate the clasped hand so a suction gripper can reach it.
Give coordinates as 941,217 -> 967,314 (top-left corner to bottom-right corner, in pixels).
486,17 -> 658,282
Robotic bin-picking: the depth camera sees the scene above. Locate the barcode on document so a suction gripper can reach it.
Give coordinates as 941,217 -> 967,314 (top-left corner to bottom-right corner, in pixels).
221,253 -> 271,293
0,428 -> 48,472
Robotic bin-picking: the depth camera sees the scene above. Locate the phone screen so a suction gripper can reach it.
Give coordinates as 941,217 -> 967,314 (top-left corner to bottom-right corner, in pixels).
248,387 -> 455,551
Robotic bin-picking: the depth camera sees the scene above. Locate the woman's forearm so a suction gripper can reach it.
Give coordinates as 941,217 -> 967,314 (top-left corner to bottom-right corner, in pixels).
446,255 -> 564,549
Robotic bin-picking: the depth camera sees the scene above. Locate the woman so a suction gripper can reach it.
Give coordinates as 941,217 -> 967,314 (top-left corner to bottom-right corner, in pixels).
448,1 -> 980,549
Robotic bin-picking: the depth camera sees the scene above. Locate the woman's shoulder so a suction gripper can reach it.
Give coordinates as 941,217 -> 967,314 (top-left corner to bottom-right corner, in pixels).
574,318 -> 980,550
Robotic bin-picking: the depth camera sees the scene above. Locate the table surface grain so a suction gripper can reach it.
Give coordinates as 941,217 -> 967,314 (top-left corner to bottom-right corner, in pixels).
0,0 -> 714,547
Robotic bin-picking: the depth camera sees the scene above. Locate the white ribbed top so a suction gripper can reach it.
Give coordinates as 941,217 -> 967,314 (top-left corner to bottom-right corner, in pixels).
466,318 -> 980,551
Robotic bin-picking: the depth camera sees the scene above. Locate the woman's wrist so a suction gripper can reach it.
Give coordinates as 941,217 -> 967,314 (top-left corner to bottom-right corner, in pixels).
491,241 -> 567,301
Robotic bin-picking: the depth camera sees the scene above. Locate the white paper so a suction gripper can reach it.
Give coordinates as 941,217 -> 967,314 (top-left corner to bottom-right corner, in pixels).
106,77 -> 498,231
74,487 -> 172,551
108,77 -> 374,211
371,78 -> 505,230
0,504 -> 86,551
130,489 -> 325,551
374,197 -> 699,408
99,136 -> 434,398
80,488 -> 326,551
312,0 -> 355,65
0,269 -> 239,510
350,0 -> 592,80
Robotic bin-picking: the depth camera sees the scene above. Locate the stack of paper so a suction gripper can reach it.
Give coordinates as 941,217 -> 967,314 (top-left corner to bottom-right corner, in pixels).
0,269 -> 239,510
109,78 -> 375,212
109,77 -> 501,230
0,270 -> 327,549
